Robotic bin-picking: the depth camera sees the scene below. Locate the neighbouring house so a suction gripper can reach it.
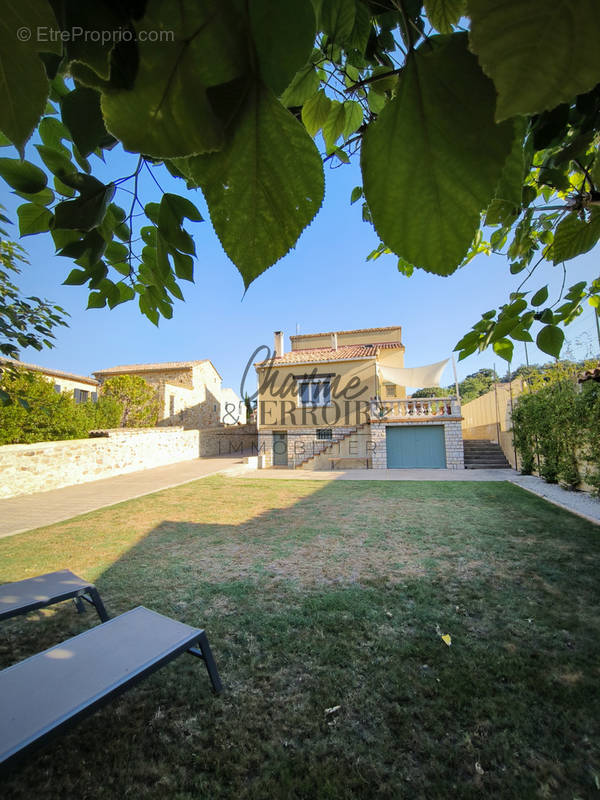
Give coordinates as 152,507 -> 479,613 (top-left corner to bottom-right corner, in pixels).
0,356 -> 99,402
578,364 -> 600,384
93,360 -> 245,428
254,327 -> 463,469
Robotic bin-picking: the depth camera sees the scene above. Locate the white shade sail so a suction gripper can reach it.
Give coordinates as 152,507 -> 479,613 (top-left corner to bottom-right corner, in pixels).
377,356 -> 449,388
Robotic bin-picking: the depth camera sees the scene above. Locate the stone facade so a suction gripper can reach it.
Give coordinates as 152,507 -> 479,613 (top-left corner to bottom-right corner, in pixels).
0,428 -> 200,499
93,360 -> 242,429
198,424 -> 257,457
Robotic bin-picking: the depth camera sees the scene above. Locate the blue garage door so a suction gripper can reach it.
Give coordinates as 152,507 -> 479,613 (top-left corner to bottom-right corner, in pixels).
386,425 -> 446,468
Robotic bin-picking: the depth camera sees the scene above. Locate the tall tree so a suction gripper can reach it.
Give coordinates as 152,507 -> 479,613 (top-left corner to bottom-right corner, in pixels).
0,0 -> 599,361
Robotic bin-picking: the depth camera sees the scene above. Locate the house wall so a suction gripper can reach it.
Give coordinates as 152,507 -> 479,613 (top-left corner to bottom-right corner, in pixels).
257,358 -> 377,429
220,387 -> 246,424
0,428 -> 200,499
291,327 -> 403,350
44,375 -> 98,396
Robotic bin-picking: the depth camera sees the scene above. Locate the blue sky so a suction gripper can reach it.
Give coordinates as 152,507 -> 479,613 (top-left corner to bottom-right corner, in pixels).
2,140 -> 598,396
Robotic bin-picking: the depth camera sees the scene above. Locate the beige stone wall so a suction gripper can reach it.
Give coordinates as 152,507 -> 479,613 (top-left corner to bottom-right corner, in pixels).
0,428 -> 200,499
46,375 -> 98,397
198,424 -> 257,457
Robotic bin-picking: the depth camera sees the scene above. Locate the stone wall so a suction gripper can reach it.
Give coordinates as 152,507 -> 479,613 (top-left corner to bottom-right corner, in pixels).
198,424 -> 258,457
0,427 -> 200,499
370,420 -> 464,469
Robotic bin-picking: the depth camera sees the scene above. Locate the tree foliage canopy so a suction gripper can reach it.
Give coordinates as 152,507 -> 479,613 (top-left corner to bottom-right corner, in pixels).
100,374 -> 159,427
0,368 -> 122,444
1,0 -> 600,360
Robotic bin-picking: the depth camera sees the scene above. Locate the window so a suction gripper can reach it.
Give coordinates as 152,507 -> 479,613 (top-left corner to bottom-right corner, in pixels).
91,392 -> 98,403
384,383 -> 397,398
316,428 -> 332,440
298,379 -> 331,406
54,384 -> 61,393
74,389 -> 89,403
169,395 -> 175,416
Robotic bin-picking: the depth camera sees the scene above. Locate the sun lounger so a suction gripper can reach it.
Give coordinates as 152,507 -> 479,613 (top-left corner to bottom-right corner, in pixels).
0,606 -> 222,770
0,569 -> 109,623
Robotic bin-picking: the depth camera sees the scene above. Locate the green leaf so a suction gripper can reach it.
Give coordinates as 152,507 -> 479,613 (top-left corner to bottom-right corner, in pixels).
493,337 -> 514,362
17,203 -> 52,236
87,292 -> 107,309
158,193 -> 197,255
468,0 -> 600,121
105,240 -> 129,264
101,0 -> 247,158
52,2 -> 121,80
0,158 -> 47,193
54,183 -> 116,231
318,0 -> 356,44
61,87 -> 113,157
301,90 -> 332,137
322,101 -> 346,153
531,286 -> 549,307
553,210 -> 600,264
63,268 -> 90,286
14,187 -> 54,206
35,144 -> 76,181
38,117 -> 72,153
494,118 -> 527,207
350,185 -> 363,204
424,0 -> 466,33
0,0 -> 61,152
280,63 -> 321,106
342,100 -> 363,139
536,324 -> 564,358
250,0 -> 316,96
172,251 -> 194,282
187,81 -> 324,287
361,33 -> 513,274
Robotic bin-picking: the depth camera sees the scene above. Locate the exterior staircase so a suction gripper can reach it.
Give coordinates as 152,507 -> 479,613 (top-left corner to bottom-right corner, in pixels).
296,425 -> 368,470
463,439 -> 511,469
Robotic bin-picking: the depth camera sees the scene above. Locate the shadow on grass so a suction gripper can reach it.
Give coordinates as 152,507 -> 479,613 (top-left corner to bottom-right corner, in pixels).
1,479 -> 600,799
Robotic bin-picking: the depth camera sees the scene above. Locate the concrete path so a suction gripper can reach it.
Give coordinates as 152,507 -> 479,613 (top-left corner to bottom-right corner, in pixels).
226,465 -> 518,481
0,454 -> 246,539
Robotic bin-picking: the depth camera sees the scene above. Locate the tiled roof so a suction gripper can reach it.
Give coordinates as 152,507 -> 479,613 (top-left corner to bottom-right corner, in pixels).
578,364 -> 600,383
255,342 -> 403,367
290,325 -> 401,340
93,360 -> 210,375
0,357 -> 98,386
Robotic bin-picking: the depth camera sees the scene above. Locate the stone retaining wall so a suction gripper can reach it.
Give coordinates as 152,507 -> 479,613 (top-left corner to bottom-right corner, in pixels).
0,427 -> 200,499
198,424 -> 257,457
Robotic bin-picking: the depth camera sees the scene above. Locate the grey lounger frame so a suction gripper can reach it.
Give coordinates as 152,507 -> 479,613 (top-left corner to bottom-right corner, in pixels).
0,569 -> 109,623
0,606 -> 222,770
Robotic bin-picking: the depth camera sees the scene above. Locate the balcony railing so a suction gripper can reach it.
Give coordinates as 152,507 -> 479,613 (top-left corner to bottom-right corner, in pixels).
369,396 -> 461,420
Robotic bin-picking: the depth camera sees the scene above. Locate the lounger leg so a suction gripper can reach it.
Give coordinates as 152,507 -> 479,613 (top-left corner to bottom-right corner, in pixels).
87,587 -> 110,622
73,596 -> 86,614
189,632 -> 223,694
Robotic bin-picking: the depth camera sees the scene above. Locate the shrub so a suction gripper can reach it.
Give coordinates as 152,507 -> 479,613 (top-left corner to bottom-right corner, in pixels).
0,369 -> 123,445
512,362 -> 600,490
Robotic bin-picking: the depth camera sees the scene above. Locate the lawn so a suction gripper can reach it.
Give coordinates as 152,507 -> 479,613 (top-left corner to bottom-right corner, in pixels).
1,477 -> 599,799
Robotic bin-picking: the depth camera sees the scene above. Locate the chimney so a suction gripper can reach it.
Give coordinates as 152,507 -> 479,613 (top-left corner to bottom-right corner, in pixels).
274,331 -> 284,358
331,332 -> 338,350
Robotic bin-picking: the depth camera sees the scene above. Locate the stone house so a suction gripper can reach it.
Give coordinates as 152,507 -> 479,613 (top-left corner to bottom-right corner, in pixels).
0,357 -> 99,402
254,327 -> 463,469
93,360 -> 244,428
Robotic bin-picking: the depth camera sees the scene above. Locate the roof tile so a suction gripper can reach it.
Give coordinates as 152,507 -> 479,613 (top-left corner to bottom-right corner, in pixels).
255,342 -> 403,367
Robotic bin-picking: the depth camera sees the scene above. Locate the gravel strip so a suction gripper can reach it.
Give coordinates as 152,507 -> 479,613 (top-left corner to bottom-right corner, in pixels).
510,474 -> 600,525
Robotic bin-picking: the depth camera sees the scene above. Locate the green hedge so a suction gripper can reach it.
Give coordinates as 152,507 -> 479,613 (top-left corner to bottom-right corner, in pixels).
0,369 -> 122,445
512,374 -> 600,491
